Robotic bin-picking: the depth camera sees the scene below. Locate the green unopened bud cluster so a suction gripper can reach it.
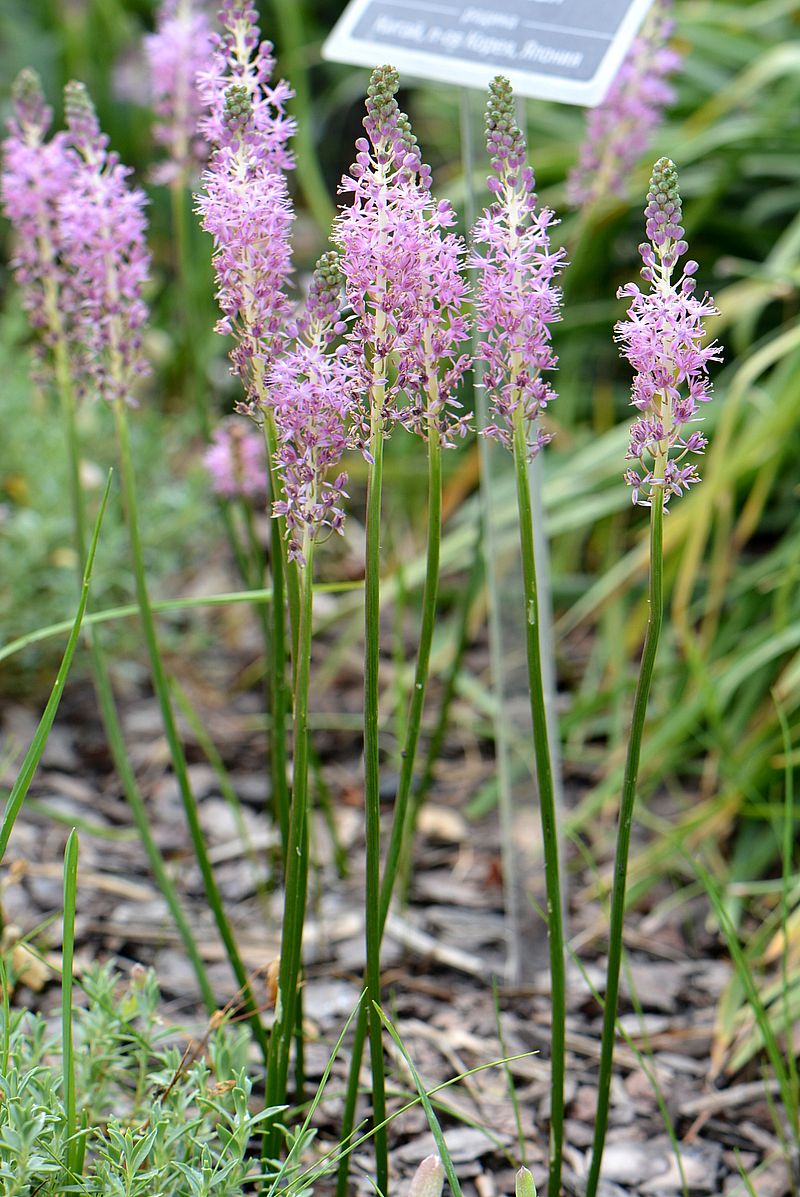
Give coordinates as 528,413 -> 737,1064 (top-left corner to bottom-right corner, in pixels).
485,75 -> 526,168
11,67 -> 48,133
223,83 -> 252,133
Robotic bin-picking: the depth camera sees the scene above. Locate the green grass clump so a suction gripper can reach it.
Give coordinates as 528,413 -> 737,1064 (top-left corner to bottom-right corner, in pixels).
0,961 -> 274,1196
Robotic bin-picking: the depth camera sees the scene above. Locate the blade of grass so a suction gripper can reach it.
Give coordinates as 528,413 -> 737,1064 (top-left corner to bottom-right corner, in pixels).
691,853 -> 796,1126
113,400 -> 267,1061
733,1152 -> 760,1197
0,582 -> 363,668
0,472 -> 111,862
62,827 -> 79,1177
289,1049 -> 536,1197
376,1004 -> 463,1197
491,976 -> 528,1168
0,959 -> 9,1075
774,696 -> 800,1142
170,676 -> 268,907
264,993 -> 364,1197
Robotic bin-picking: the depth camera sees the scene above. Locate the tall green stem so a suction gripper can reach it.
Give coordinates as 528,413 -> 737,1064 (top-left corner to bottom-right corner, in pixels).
261,412 -> 300,863
245,492 -> 289,850
336,424 -> 442,1197
112,400 -> 267,1060
511,411 -> 565,1196
413,521 -> 483,824
389,426 -> 441,905
586,489 -> 664,1197
49,311 -> 217,1014
263,536 -> 314,1161
0,478 -> 111,864
263,412 -> 301,655
364,412 -> 388,1196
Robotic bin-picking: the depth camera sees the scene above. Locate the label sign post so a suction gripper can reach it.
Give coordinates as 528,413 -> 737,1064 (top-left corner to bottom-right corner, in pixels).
323,0 -> 652,980
323,0 -> 654,107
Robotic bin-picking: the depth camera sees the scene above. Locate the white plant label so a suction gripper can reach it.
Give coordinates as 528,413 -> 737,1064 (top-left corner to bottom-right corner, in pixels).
322,0 -> 654,107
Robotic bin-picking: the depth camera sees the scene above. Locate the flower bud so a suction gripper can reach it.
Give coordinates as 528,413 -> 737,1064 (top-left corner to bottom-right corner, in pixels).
515,1167 -> 538,1197
407,1156 -> 445,1197
11,68 -> 50,137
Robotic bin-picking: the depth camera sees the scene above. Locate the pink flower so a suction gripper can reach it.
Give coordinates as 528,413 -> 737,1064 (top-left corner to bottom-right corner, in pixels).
58,82 -> 151,405
617,158 -> 722,506
1,70 -> 77,344
471,76 -> 566,460
268,253 -> 356,563
195,1 -> 294,403
197,0 -> 294,172
396,197 -> 472,446
567,0 -> 682,207
334,65 -> 470,446
145,0 -> 215,184
203,416 -> 267,498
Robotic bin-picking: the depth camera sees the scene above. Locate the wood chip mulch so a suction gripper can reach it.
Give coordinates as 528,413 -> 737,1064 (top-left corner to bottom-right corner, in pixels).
0,606 -> 795,1197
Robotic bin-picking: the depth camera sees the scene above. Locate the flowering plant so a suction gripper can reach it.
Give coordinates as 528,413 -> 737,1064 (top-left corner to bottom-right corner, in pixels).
472,75 -> 565,459
470,75 -> 568,1195
145,0 -> 214,184
586,157 -> 721,1197
196,2 -> 295,394
618,157 -> 722,507
60,82 -> 151,406
1,25 -> 737,1197
568,0 -> 682,206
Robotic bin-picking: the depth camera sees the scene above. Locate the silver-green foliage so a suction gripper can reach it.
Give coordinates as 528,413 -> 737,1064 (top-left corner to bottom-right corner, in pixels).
0,963 -> 271,1195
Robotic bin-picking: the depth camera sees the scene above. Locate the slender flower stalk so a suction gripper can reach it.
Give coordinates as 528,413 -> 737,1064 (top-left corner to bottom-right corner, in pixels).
567,0 -> 682,208
335,110 -> 473,1197
197,0 -> 298,858
470,76 -> 567,1196
586,159 -> 721,1197
333,65 -> 458,1193
0,70 -> 217,1014
57,81 -> 266,1053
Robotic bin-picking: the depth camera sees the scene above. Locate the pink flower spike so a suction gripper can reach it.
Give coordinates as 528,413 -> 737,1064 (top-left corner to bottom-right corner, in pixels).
617,158 -> 722,508
204,416 -> 267,499
567,0 -> 682,208
1,70 -> 77,347
145,0 -> 215,185
334,65 -> 471,446
59,82 -> 151,406
470,76 -> 566,460
266,253 -> 356,564
197,0 -> 295,172
196,1 -> 295,403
